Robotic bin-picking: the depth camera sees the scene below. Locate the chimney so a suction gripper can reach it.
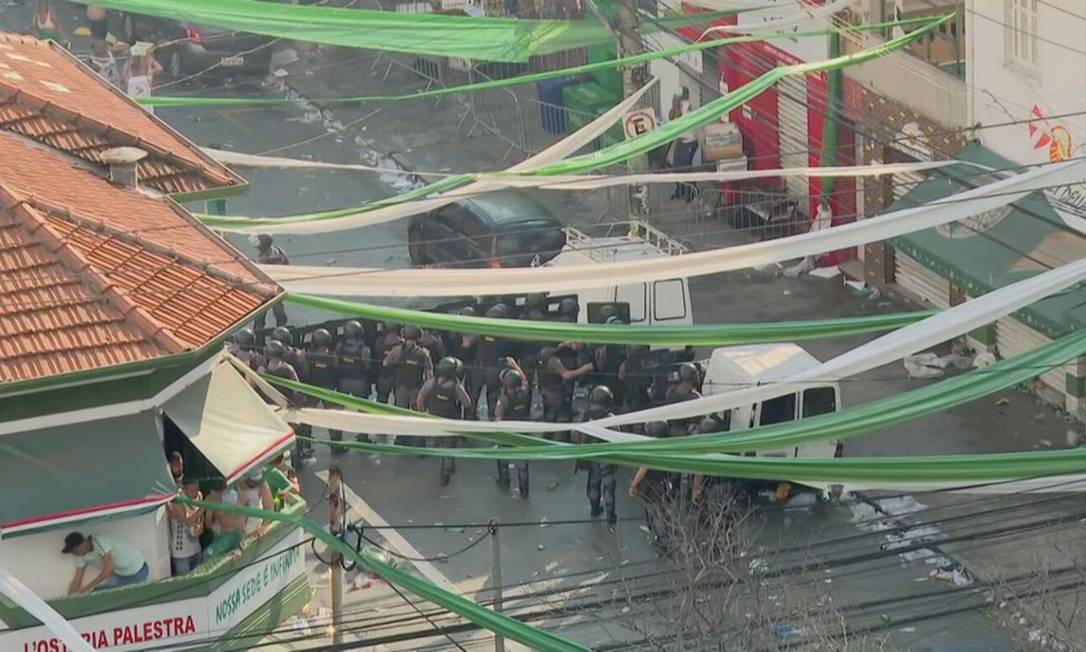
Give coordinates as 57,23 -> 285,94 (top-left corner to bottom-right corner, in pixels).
100,147 -> 149,188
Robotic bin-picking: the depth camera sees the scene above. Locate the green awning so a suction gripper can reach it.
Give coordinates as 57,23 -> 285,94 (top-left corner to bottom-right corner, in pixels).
0,412 -> 175,537
163,361 -> 293,484
891,142 -> 1086,337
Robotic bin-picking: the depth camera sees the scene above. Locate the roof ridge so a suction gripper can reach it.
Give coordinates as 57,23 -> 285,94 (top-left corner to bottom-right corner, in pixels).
0,183 -> 185,353
28,197 -> 278,299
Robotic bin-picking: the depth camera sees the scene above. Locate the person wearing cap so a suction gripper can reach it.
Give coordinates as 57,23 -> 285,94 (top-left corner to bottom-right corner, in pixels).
63,532 -> 148,594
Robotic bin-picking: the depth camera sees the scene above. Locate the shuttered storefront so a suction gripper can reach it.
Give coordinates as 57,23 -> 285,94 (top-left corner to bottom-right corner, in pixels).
894,251 -> 950,308
996,317 -> 1067,401
777,73 -> 809,213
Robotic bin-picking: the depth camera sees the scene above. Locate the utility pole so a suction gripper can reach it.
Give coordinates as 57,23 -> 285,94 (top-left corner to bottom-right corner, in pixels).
328,466 -> 345,646
616,0 -> 650,222
489,520 -> 505,652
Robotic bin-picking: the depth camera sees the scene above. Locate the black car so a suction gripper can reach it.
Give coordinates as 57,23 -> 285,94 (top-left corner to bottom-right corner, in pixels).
120,15 -> 274,78
408,191 -> 567,268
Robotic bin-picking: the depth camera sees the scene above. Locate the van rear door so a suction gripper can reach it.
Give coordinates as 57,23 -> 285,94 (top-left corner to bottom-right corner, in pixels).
650,278 -> 692,326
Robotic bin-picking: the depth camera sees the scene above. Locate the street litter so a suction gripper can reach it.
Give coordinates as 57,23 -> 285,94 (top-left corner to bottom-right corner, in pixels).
809,265 -> 841,279
903,352 -> 973,379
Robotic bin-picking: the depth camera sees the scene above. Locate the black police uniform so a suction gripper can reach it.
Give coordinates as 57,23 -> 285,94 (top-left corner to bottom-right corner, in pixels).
374,331 -> 402,404
392,344 -> 430,445
471,334 -> 508,420
539,350 -> 574,431
424,377 -> 468,484
336,337 -> 372,442
495,385 -> 532,496
580,403 -> 617,524
307,345 -> 342,449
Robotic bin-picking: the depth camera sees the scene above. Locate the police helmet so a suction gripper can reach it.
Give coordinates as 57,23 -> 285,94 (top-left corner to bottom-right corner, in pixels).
588,385 -> 614,407
271,326 -> 292,346
256,233 -> 274,248
558,297 -> 579,318
264,339 -> 286,360
599,304 -> 617,322
485,303 -> 509,319
678,362 -> 700,384
670,383 -> 698,402
436,356 -> 461,380
344,320 -> 363,339
402,325 -> 422,341
524,293 -> 546,312
644,421 -> 670,438
458,305 -> 477,318
233,327 -> 255,346
697,417 -> 719,435
500,367 -> 524,389
311,328 -> 333,348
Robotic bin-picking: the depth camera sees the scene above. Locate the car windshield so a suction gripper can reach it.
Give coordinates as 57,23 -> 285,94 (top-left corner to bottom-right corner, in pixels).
497,222 -> 565,258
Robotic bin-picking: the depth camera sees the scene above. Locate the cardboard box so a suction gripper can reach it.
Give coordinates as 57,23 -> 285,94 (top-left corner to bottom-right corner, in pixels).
702,122 -> 743,162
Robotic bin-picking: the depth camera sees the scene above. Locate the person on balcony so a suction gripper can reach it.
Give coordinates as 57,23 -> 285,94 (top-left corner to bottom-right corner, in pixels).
62,532 -> 148,594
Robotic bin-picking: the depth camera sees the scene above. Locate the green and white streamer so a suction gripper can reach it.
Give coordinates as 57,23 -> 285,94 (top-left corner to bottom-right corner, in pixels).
181,498 -> 587,652
142,17 -> 937,109
284,293 -> 936,345
272,327 -> 1086,458
197,18 -> 947,234
69,0 -> 739,63
264,156 -> 1086,296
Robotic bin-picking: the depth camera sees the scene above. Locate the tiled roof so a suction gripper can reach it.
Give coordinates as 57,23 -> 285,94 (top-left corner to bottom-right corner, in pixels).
0,33 -> 244,196
0,130 -> 276,384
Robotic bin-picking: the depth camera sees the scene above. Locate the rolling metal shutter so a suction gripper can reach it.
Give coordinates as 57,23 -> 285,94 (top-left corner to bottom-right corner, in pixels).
894,251 -> 950,308
777,73 -> 809,213
996,317 -> 1066,400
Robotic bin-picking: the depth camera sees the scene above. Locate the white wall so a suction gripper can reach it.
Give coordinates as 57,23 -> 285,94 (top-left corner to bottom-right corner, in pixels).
967,0 -> 1086,227
0,509 -> 170,603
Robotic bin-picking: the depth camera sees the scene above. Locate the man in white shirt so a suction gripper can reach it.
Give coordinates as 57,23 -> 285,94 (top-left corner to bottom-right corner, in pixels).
63,532 -> 148,594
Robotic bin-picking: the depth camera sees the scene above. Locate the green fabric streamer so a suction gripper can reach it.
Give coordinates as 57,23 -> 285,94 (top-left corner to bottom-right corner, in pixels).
179,498 -> 587,652
194,16 -> 947,229
68,0 -> 737,63
268,327 -> 1086,477
819,31 -> 841,199
140,17 -> 936,109
284,293 -> 935,345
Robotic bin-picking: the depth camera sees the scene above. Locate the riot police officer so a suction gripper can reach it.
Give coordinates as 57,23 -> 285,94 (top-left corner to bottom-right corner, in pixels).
494,365 -> 532,498
259,340 -> 306,463
620,344 -> 652,411
580,385 -> 618,526
594,305 -> 627,405
336,320 -> 372,442
417,356 -> 473,486
374,321 -> 402,404
628,421 -> 676,548
271,326 -> 312,459
538,343 -> 594,430
228,327 -> 260,370
556,297 -> 579,323
521,293 -> 547,321
383,325 -> 433,446
471,303 -> 512,420
271,326 -> 309,380
306,328 -> 343,452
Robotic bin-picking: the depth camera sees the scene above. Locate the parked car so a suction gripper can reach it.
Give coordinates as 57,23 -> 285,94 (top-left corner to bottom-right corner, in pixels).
407,191 -> 567,268
119,15 -> 274,78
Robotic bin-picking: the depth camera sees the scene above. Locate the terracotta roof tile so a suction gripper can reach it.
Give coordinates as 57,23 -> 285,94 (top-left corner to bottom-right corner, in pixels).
0,136 -> 276,385
0,32 -> 244,195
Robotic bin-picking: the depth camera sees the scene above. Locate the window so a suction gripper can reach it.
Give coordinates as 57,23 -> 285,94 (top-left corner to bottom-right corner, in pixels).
759,393 -> 797,427
802,386 -> 837,418
1006,0 -> 1038,66
652,279 -> 687,322
614,282 -> 647,323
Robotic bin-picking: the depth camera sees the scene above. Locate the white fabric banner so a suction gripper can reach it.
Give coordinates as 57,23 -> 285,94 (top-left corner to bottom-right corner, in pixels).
213,81 -> 657,235
265,159 -> 1086,296
0,563 -> 93,652
201,147 -> 957,190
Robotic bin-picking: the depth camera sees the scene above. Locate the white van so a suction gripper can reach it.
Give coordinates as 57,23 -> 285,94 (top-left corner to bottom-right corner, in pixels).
702,343 -> 843,460
546,222 -> 694,328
